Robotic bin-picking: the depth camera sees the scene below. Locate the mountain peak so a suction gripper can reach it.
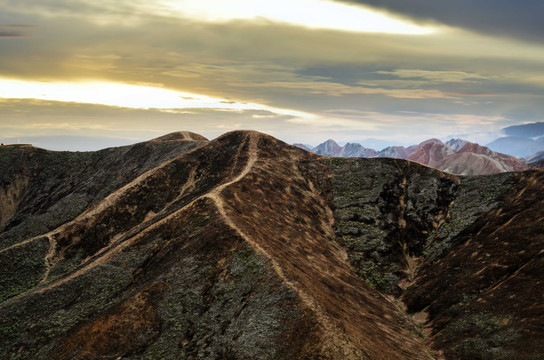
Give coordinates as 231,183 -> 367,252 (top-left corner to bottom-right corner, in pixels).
445,138 -> 468,151
458,141 -> 493,155
407,142 -> 454,167
312,139 -> 343,156
419,138 -> 444,146
152,131 -> 208,142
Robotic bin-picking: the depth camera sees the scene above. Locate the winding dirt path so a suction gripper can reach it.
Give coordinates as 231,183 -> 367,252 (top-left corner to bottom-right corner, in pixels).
14,134 -> 257,295
38,234 -> 56,284
0,139 -> 207,256
203,134 -> 344,354
6,132 -> 343,354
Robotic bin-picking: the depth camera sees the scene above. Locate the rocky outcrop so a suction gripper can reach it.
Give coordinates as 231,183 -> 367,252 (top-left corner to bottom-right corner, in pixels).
0,174 -> 29,230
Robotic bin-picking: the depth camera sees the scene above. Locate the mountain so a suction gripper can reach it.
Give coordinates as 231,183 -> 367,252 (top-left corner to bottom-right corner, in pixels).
525,151 -> 544,163
340,142 -> 377,158
484,122 -> 544,157
310,138 -> 528,175
486,136 -> 544,158
414,138 -> 443,147
374,139 -> 442,159
407,142 -> 455,168
375,145 -> 412,159
311,139 -> 342,156
530,159 -> 544,169
358,138 -> 405,151
502,121 -> 544,138
434,142 -> 529,175
293,143 -> 311,151
445,138 -> 468,151
311,140 -> 377,158
1,131 -> 543,359
0,135 -> 139,152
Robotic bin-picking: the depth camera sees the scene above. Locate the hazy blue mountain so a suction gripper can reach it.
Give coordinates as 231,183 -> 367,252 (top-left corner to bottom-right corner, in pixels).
445,138 -> 469,151
312,139 -> 343,156
503,122 -> 544,138
486,136 -> 544,158
375,146 -> 412,159
358,138 -> 405,151
525,151 -> 544,163
293,143 -> 311,151
340,143 -> 378,158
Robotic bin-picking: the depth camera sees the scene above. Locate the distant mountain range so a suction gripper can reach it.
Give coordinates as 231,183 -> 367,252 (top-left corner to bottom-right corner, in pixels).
472,122 -> 544,158
298,137 -> 529,175
486,136 -> 544,158
298,122 -> 544,163
412,141 -> 528,175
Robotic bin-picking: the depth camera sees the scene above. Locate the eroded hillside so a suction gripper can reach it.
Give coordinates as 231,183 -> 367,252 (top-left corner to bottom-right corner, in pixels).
0,131 -> 542,359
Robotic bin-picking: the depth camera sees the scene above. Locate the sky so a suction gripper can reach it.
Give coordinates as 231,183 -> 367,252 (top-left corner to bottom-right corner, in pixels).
1,0 -> 543,150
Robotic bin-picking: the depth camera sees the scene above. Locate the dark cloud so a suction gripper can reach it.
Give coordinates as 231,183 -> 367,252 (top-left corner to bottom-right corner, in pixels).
338,0 -> 544,43
0,24 -> 33,27
1,1 -> 543,145
0,24 -> 32,37
0,31 -> 24,37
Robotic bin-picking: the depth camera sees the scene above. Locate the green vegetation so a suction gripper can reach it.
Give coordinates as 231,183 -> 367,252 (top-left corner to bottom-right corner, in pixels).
327,158 -> 459,295
423,173 -> 513,261
0,237 -> 49,302
447,313 -> 520,360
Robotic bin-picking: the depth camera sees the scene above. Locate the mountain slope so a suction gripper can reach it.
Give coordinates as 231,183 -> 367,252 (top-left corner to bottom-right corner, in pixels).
375,145 -> 412,159
311,139 -> 342,156
445,138 -> 468,151
0,131 -> 432,360
431,142 -> 528,175
403,170 -> 544,359
407,142 -> 455,168
1,131 -> 543,359
525,151 -> 544,163
0,133 -> 208,245
340,143 -> 378,158
502,122 -> 544,138
486,136 -> 544,158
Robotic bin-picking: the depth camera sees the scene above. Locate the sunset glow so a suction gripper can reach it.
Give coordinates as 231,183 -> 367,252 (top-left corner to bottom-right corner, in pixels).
156,0 -> 435,34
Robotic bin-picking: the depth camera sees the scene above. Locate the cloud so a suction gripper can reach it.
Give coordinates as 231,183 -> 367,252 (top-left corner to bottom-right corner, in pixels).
0,24 -> 32,37
234,80 -> 457,99
336,0 -> 544,43
1,0 -> 544,147
1,0 -> 436,34
0,31 -> 24,37
375,69 -> 489,83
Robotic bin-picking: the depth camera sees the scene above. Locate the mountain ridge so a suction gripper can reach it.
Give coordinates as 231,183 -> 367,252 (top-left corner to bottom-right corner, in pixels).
1,130 -> 543,359
304,137 -> 529,175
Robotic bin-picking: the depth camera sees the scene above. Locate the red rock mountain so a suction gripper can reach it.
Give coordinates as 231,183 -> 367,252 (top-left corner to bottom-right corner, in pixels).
445,138 -> 468,151
407,142 -> 455,168
408,141 -> 529,175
